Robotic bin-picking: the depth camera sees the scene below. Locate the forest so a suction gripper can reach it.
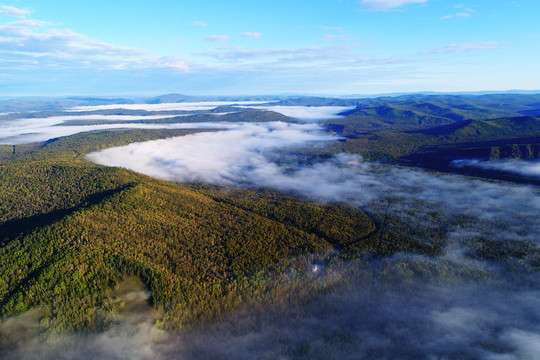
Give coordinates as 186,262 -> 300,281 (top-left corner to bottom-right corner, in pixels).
1,94 -> 539,358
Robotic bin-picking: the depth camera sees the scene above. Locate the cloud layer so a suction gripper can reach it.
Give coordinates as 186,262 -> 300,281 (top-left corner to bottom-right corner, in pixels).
0,19 -> 188,72
422,42 -> 503,54
0,5 -> 30,18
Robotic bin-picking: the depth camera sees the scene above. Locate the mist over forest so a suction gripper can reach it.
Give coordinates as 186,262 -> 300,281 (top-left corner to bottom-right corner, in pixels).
1,95 -> 540,359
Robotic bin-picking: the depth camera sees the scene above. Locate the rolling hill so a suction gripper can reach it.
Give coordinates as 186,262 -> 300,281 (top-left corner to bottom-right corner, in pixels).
1,93 -> 540,342
0,131 -> 387,334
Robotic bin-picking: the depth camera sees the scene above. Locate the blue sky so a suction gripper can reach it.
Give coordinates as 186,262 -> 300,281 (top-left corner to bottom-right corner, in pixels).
0,0 -> 539,96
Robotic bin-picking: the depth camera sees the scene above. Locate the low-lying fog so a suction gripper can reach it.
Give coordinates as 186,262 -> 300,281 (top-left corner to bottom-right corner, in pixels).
239,106 -> 355,121
452,158 -> 540,179
87,122 -> 540,221
0,120 -> 241,145
2,108 -> 540,359
67,101 -> 274,112
0,103 -> 353,145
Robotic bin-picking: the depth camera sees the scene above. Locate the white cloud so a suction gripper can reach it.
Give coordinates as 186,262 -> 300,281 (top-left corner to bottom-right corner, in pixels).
196,46 -> 408,70
0,5 -> 30,18
360,0 -> 428,10
242,32 -> 262,39
152,56 -> 189,70
422,42 -> 503,54
198,46 -> 344,62
0,104 -> 348,144
441,12 -> 471,19
0,19 -> 188,71
504,330 -> 540,359
205,35 -> 231,42
87,123 -> 336,185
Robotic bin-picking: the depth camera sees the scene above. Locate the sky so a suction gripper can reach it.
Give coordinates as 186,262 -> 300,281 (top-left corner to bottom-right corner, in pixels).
0,0 -> 539,96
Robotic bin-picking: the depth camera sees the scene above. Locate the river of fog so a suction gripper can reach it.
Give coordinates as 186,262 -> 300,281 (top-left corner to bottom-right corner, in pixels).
2,110 -> 539,358
0,103 -> 353,145
452,158 -> 540,179
238,105 -> 355,121
0,120 -> 242,145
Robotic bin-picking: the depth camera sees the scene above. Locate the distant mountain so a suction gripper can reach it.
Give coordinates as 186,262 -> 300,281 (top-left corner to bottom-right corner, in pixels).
0,97 -> 125,113
268,97 -> 372,107
145,94 -> 205,104
145,93 -> 284,104
2,92 -> 540,114
0,94 -> 285,113
336,103 -> 464,132
396,116 -> 540,182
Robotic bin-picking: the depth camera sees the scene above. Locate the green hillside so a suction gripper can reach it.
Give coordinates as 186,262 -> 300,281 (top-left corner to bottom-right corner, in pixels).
329,116 -> 540,161
331,100 -> 514,134
0,129 -> 213,163
335,103 -> 460,132
0,131 -> 391,334
414,116 -> 540,139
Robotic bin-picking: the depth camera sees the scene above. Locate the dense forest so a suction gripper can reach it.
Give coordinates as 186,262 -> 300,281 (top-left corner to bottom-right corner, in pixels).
1,129 -> 385,333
